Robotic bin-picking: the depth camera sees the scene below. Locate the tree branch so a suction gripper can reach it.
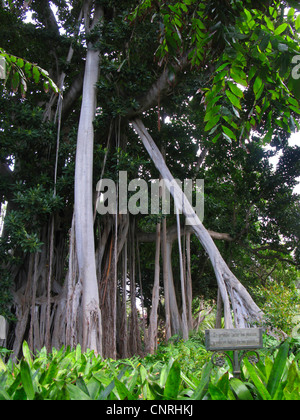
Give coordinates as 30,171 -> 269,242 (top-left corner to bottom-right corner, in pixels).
61,72 -> 84,121
137,224 -> 233,244
131,117 -> 263,327
32,0 -> 60,35
249,247 -> 299,267
126,53 -> 190,118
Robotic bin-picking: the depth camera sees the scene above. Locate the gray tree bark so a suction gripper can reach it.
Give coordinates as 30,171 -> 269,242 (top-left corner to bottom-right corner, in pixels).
131,118 -> 263,329
74,2 -> 103,353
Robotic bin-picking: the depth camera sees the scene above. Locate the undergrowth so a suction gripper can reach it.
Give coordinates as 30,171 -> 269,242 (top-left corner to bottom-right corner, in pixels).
0,335 -> 300,400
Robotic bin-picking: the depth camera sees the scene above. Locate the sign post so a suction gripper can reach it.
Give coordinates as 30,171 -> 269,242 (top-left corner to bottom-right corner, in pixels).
205,328 -> 263,378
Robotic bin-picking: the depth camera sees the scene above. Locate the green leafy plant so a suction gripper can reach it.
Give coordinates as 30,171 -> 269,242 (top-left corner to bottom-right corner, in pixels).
0,339 -> 299,400
242,340 -> 300,400
0,48 -> 60,97
252,280 -> 300,335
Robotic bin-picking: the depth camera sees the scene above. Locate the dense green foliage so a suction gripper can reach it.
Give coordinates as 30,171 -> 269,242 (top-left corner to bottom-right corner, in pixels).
0,0 -> 300,375
0,338 -> 300,400
251,276 -> 300,335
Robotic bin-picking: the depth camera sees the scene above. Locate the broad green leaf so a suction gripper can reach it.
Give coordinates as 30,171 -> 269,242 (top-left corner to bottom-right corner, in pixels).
215,372 -> 230,396
289,105 -> 300,115
24,61 -> 32,78
0,358 -> 6,372
244,8 -> 252,23
230,68 -> 248,87
248,66 -> 256,82
191,362 -> 212,400
20,360 -> 35,400
296,14 -> 300,31
274,23 -> 288,36
260,34 -> 270,52
140,364 -> 148,383
284,387 -> 300,400
222,125 -> 236,141
11,71 -> 20,93
48,77 -> 60,95
214,69 -> 228,83
244,359 -> 271,400
253,77 -> 264,100
127,369 -> 139,394
287,8 -> 295,20
0,389 -> 11,400
6,372 -> 21,397
76,376 -> 90,397
206,95 -> 223,112
288,96 -> 299,108
264,15 -> 274,31
164,360 -> 181,399
32,66 -> 40,84
17,58 -> 24,68
253,76 -> 263,96
114,377 -> 136,400
147,382 -> 164,400
223,116 -> 238,130
86,377 -> 103,400
159,363 -> 170,388
225,90 -> 241,110
228,81 -> 244,98
204,106 -> 221,122
215,62 -> 230,72
211,132 -> 221,143
40,360 -> 58,385
24,61 -> 32,71
22,341 -> 33,368
267,341 -> 289,399
98,366 -> 128,400
230,378 -> 253,400
285,362 -> 300,394
208,383 -> 228,400
204,114 -> 220,132
180,371 -> 197,390
66,384 -> 92,400
263,128 -> 273,145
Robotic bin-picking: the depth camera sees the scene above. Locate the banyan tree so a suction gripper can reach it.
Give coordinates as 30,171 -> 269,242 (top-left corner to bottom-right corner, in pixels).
0,0 -> 299,359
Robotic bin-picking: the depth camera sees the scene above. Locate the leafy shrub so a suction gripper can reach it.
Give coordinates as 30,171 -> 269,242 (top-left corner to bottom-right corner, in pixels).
252,280 -> 300,335
0,339 -> 299,400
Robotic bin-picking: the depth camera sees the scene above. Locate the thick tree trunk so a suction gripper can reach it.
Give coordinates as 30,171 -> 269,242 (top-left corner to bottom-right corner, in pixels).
131,118 -> 263,329
74,3 -> 103,353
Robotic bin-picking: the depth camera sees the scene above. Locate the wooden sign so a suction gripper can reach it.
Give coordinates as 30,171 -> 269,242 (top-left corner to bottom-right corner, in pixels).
205,328 -> 263,351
